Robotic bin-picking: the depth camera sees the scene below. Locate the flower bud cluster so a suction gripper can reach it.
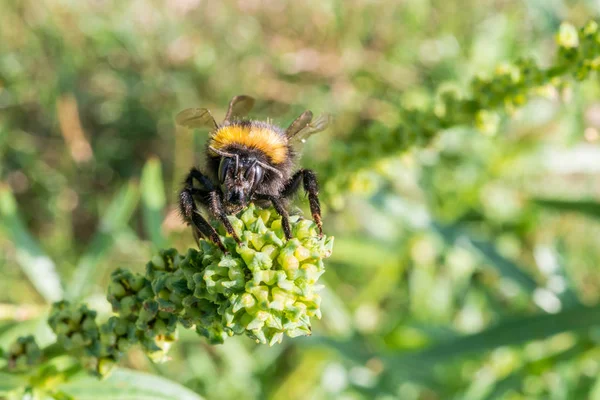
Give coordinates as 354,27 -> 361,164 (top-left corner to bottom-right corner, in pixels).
177,205 -> 334,345
47,301 -> 102,372
45,301 -> 134,376
20,205 -> 332,377
4,335 -> 41,372
107,267 -> 178,363
318,20 -> 600,199
42,269 -> 180,376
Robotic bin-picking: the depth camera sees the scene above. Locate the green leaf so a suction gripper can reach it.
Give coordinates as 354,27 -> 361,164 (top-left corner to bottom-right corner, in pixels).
141,158 -> 167,249
0,372 -> 26,394
58,368 -> 204,400
0,185 -> 63,302
534,198 -> 600,219
434,223 -> 538,295
330,237 -> 399,269
591,372 -> 600,400
67,181 -> 140,299
319,284 -> 354,337
482,342 -> 592,400
553,241 -> 582,309
384,304 -> 600,380
320,304 -> 600,390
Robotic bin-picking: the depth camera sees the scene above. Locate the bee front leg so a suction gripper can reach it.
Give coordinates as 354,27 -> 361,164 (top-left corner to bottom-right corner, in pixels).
179,188 -> 226,252
281,169 -> 323,237
186,168 -> 241,245
206,191 -> 242,245
259,195 -> 292,240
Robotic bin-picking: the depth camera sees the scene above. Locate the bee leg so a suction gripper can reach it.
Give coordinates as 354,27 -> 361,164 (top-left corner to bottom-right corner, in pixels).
186,168 -> 241,245
282,169 -> 323,237
179,188 -> 226,252
302,169 -> 323,237
260,196 -> 292,240
206,191 -> 242,245
180,168 -> 227,252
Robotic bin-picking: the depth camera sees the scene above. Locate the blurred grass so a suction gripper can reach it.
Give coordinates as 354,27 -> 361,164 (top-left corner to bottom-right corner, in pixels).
141,158 -> 167,250
67,181 -> 140,299
1,0 -> 600,399
0,185 -> 62,302
59,368 -> 204,400
534,198 -> 600,219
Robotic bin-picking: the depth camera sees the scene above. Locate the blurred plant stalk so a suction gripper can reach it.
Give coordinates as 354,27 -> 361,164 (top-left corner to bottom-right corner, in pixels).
56,93 -> 94,164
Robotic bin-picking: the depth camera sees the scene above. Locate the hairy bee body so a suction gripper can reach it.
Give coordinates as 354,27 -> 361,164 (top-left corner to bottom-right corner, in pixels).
176,95 -> 329,251
206,120 -> 295,214
210,120 -> 292,165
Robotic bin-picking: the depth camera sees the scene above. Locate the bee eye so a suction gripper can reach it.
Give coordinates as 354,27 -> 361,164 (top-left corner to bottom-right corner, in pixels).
218,158 -> 232,183
254,165 -> 264,185
245,164 -> 264,187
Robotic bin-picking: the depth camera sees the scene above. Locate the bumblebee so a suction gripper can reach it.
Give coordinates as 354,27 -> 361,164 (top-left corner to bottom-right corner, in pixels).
176,95 -> 330,252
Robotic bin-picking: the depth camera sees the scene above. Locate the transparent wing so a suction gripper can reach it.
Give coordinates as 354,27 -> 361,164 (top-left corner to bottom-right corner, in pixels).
288,112 -> 332,146
286,110 -> 313,138
175,108 -> 218,130
224,95 -> 256,122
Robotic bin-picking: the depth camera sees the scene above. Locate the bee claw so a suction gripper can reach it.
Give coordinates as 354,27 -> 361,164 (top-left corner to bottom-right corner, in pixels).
213,238 -> 228,253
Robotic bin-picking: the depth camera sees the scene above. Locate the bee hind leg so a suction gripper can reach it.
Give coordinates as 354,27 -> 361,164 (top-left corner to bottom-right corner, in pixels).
281,169 -> 323,237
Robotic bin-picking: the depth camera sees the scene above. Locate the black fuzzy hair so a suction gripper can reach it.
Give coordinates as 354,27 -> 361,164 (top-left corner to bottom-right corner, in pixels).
205,119 -> 296,198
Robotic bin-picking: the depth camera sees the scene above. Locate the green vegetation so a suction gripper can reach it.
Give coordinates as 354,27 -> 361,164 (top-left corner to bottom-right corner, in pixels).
1,1 -> 600,399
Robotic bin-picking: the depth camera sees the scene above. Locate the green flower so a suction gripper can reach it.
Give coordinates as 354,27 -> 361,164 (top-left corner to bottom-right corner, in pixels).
94,316 -> 137,376
557,22 -> 579,49
475,110 -> 501,136
107,268 -> 154,321
5,336 -> 41,372
39,205 -> 332,378
48,301 -> 100,353
107,266 -> 179,364
178,204 -> 334,345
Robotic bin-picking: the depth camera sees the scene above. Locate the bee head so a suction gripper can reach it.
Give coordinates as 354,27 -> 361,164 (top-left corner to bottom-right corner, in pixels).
211,146 -> 282,209
218,156 -> 263,207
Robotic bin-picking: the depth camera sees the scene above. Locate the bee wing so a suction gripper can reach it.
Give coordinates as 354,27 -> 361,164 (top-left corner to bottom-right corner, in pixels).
175,108 -> 218,130
286,112 -> 331,146
224,95 -> 256,122
286,110 -> 313,138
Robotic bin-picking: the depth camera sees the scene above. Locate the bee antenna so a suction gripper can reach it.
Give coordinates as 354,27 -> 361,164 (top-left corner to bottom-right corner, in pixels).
209,146 -> 235,158
209,146 -> 239,173
209,146 -> 280,177
256,160 -> 283,178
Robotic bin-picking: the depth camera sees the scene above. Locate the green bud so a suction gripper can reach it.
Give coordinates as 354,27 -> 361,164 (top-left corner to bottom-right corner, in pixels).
97,357 -> 117,377
557,22 -> 579,49
475,110 -> 500,136
6,336 -> 41,371
108,282 -> 126,299
48,301 -> 100,351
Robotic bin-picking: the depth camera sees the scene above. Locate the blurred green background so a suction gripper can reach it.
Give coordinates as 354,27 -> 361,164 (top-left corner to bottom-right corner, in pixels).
2,0 -> 600,399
